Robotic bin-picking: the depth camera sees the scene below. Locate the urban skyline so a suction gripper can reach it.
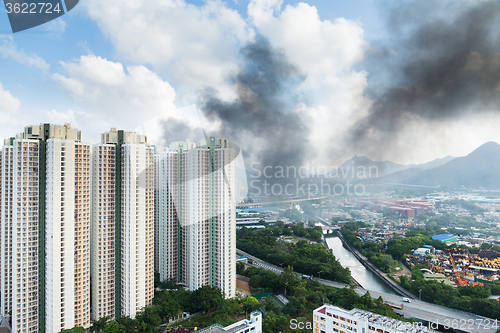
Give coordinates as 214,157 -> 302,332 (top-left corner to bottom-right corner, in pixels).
1,1 -> 499,169
0,123 -> 238,332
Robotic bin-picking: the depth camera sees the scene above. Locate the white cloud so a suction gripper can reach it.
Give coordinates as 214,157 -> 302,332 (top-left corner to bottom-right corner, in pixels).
248,1 -> 365,82
0,35 -> 50,71
79,0 -> 373,165
45,18 -> 67,34
83,0 -> 254,91
0,82 -> 20,113
0,82 -> 23,137
46,109 -> 85,127
52,55 -> 189,143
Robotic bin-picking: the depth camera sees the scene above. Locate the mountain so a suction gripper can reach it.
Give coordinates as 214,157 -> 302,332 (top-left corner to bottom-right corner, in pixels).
405,142 -> 500,188
334,155 -> 455,180
358,167 -> 425,184
409,155 -> 455,170
335,155 -> 408,178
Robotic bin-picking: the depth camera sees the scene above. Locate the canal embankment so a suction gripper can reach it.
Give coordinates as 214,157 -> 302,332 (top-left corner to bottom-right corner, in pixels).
333,231 -> 417,299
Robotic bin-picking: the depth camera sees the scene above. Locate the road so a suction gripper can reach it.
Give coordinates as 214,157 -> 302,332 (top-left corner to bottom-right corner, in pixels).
236,196 -> 333,208
237,249 -> 498,333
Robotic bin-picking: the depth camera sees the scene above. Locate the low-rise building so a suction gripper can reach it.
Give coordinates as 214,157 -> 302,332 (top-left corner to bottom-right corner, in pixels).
313,304 -> 434,333
199,311 -> 262,333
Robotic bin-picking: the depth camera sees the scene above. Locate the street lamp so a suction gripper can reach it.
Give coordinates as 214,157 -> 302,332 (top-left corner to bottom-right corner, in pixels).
280,263 -> 284,268
318,271 -> 322,280
419,289 -> 422,302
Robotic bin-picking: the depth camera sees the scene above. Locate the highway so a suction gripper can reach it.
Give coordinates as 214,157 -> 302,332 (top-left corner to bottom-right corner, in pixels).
237,249 -> 498,333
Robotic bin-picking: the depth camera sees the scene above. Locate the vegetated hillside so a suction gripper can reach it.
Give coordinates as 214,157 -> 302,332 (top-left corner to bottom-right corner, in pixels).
405,141 -> 500,189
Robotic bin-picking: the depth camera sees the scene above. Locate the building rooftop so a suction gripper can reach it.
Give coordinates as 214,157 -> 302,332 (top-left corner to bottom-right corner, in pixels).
315,305 -> 435,332
432,234 -> 455,241
101,128 -> 148,145
198,311 -> 261,333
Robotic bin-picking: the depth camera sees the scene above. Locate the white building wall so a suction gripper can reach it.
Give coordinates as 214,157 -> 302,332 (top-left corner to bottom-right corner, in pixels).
120,144 -> 154,318
1,145 -> 14,321
182,148 -> 210,291
4,140 -> 40,333
45,139 -> 76,333
214,147 -> 236,298
155,152 -> 178,282
91,143 -> 117,320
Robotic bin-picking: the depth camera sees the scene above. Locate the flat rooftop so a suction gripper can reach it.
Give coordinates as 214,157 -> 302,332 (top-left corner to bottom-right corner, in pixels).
315,305 -> 435,332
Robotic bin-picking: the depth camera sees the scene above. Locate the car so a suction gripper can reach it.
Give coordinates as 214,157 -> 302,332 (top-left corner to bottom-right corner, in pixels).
403,298 -> 411,303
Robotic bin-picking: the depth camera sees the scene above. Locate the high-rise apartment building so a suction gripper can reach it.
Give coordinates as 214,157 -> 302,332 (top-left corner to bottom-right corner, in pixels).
0,124 -> 90,333
155,137 -> 236,298
91,129 -> 154,321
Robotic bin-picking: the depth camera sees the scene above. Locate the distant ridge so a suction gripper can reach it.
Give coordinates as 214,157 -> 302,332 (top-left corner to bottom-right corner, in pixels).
335,155 -> 455,179
405,141 -> 500,189
336,155 -> 408,178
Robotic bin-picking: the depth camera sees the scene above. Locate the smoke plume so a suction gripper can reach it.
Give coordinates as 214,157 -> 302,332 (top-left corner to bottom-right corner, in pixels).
198,37 -> 310,173
160,117 -> 205,145
341,0 -> 500,161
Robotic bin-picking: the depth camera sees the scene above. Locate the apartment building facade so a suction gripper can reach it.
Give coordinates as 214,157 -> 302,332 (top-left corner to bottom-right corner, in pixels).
155,137 -> 236,298
91,129 -> 154,321
0,124 -> 90,333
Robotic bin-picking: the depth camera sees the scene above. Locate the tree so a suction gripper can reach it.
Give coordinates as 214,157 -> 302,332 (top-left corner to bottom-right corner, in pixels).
102,321 -> 126,333
88,317 -> 109,333
218,298 -> 243,317
159,297 -> 181,322
242,296 -> 260,313
190,285 -> 223,312
135,306 -> 161,333
280,266 -> 297,296
116,316 -> 137,333
59,328 -> 86,333
263,314 -> 291,333
264,296 -> 278,313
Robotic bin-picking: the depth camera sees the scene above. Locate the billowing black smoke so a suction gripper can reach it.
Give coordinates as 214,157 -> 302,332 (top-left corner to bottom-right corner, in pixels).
341,0 -> 500,160
198,37 -> 310,174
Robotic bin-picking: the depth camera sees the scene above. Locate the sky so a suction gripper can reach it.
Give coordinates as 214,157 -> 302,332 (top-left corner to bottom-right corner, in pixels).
0,0 -> 499,170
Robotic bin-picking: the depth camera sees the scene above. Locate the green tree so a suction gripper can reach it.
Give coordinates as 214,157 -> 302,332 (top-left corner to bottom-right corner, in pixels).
59,328 -> 86,333
264,296 -> 278,313
115,316 -> 137,333
242,296 -> 260,313
88,317 -> 109,333
191,285 -> 224,312
263,314 -> 291,333
280,266 -> 297,296
102,321 -> 126,333
135,306 -> 161,333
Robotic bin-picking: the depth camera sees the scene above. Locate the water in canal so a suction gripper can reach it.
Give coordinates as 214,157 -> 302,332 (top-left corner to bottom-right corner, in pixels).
326,236 -> 396,295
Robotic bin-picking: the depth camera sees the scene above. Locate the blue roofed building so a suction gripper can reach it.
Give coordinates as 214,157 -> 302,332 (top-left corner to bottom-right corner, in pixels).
432,234 -> 457,243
